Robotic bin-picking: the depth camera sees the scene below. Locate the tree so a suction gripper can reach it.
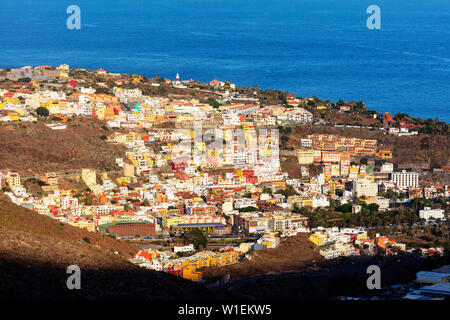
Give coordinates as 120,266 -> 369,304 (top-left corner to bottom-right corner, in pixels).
207,98 -> 220,108
18,77 -> 31,83
36,107 -> 49,117
262,187 -> 273,195
336,203 -> 352,213
182,228 -> 207,250
275,185 -> 299,197
238,206 -> 258,212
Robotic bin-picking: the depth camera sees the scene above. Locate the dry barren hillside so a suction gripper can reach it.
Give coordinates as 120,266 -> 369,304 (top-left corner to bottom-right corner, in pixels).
0,118 -> 126,175
0,195 -> 139,258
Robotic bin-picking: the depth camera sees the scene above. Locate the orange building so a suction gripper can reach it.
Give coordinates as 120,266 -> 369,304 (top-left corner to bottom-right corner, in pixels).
376,149 -> 393,159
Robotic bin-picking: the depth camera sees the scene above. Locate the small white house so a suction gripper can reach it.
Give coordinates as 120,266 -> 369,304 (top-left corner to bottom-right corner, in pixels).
173,244 -> 194,253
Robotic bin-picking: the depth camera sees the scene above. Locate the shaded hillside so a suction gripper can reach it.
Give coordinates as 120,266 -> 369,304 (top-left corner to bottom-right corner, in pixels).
211,254 -> 449,300
0,196 -> 211,300
0,195 -> 138,258
202,234 -> 323,281
0,118 -> 126,175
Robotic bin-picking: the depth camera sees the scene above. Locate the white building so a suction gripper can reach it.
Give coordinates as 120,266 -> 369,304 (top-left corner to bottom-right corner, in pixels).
391,171 -> 419,188
419,207 -> 445,221
173,244 -> 194,253
353,178 -> 378,197
319,248 -> 341,260
300,138 -> 312,148
380,163 -> 394,173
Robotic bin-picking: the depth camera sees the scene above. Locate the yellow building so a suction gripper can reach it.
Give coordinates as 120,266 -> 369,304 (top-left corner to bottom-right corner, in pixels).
297,149 -> 315,164
8,112 -> 20,121
331,164 -> 340,177
156,207 -> 168,217
59,189 -> 72,197
6,171 -> 21,188
163,216 -> 185,228
5,97 -> 19,105
349,166 -> 359,178
309,233 -> 327,246
356,231 -> 368,240
57,64 -> 70,71
182,268 -> 202,281
97,107 -> 115,120
116,176 -> 131,185
69,219 -> 96,232
40,101 -> 52,109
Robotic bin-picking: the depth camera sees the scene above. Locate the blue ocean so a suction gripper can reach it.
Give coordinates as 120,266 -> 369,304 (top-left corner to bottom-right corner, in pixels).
0,0 -> 449,121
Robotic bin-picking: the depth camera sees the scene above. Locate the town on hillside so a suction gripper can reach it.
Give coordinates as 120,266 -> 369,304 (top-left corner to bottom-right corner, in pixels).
0,65 -> 449,299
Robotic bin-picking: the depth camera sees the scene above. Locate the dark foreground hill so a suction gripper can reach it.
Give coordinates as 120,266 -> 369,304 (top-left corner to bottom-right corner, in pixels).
0,195 -> 211,300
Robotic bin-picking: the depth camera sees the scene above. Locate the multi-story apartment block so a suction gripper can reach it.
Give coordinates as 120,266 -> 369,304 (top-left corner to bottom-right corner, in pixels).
353,178 -> 378,197
297,149 -> 315,164
6,171 -> 21,188
390,171 -> 419,188
419,207 -> 445,221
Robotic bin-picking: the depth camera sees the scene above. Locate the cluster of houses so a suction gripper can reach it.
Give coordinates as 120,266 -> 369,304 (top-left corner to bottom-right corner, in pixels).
309,226 -> 410,259
0,65 -> 313,132
297,133 -> 449,214
130,246 -> 241,282
0,65 -> 448,280
309,227 -> 364,259
129,231 -> 285,281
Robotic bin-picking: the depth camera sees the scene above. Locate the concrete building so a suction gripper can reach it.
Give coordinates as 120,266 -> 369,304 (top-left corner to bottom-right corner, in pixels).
391,171 -> 419,188
173,244 -> 194,253
297,149 -> 315,164
353,178 -> 378,197
419,207 -> 445,220
380,163 -> 394,173
6,171 -> 21,188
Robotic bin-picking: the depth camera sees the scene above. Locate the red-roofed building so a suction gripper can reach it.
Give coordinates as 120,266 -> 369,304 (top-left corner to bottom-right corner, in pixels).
382,112 -> 393,125
172,161 -> 188,171
246,176 -> 258,184
48,205 -> 58,216
176,172 -> 189,181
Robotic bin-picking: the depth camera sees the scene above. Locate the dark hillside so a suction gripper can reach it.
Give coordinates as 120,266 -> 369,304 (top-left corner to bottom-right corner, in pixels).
0,196 -> 210,300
